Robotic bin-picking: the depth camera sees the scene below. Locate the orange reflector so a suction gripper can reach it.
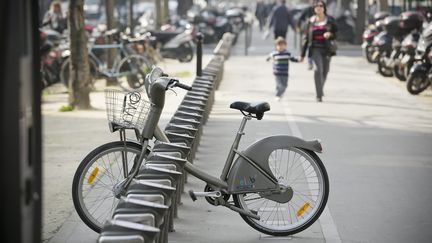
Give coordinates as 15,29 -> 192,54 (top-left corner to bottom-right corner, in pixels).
296,202 -> 310,217
87,167 -> 100,184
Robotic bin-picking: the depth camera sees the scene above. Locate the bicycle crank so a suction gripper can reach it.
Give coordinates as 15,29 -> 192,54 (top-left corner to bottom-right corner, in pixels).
188,190 -> 221,201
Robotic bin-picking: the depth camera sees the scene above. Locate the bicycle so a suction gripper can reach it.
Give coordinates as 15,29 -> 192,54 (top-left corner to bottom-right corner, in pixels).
61,29 -> 152,91
72,66 -> 329,236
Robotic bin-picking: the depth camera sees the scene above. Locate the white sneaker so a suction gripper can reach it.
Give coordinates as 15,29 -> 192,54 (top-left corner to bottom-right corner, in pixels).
274,96 -> 281,102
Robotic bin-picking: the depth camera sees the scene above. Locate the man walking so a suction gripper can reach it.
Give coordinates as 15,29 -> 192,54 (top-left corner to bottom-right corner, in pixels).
268,0 -> 293,39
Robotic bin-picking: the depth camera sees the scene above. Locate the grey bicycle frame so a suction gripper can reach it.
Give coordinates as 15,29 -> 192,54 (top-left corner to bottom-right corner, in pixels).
137,72 -> 323,195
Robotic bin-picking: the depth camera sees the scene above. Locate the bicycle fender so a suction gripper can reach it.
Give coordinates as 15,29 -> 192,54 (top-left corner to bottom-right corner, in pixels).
227,135 -> 322,193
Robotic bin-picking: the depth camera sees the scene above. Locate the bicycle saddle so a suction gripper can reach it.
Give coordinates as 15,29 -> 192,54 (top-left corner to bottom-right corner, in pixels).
230,101 -> 270,120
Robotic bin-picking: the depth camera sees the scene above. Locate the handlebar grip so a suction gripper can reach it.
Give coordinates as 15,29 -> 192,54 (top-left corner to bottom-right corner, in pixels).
176,82 -> 192,91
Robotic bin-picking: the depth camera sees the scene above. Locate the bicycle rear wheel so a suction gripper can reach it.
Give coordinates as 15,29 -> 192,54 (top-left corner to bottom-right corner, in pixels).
72,141 -> 143,233
60,56 -> 98,88
233,147 -> 329,236
116,54 -> 151,91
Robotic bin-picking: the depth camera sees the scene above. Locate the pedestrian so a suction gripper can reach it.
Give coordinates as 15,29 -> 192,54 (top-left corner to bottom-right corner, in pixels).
42,1 -> 67,34
299,0 -> 337,102
268,0 -> 293,39
255,0 -> 268,31
267,37 -> 300,101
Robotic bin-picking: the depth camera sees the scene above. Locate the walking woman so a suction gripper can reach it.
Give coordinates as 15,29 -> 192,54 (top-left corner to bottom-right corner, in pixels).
300,0 -> 337,102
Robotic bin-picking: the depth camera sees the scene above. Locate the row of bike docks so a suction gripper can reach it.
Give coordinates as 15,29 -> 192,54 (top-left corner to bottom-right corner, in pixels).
97,33 -> 234,243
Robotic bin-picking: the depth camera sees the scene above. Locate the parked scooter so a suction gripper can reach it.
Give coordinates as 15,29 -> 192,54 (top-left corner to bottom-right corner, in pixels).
393,11 -> 424,81
39,30 -> 64,88
188,7 -> 231,44
362,11 -> 389,63
406,23 -> 432,95
376,16 -> 409,77
371,19 -> 394,77
147,26 -> 195,63
397,31 -> 420,81
225,7 -> 245,45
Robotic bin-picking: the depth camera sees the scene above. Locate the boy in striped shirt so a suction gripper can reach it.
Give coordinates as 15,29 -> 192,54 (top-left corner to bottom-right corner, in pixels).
267,37 -> 299,101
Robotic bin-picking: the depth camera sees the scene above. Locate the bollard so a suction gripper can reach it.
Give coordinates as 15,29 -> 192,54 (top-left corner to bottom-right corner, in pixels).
196,32 -> 203,77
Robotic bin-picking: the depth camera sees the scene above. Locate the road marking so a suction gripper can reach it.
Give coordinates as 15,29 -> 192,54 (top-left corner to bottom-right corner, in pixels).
282,105 -> 342,243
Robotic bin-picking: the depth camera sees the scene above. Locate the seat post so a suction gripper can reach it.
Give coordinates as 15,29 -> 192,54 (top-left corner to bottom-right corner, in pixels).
220,114 -> 252,181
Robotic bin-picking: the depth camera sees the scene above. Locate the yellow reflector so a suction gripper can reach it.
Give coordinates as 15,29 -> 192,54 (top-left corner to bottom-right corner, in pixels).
296,202 -> 310,217
87,167 -> 100,184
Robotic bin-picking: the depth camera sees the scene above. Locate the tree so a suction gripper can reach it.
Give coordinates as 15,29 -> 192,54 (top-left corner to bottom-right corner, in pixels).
105,0 -> 117,86
155,0 -> 162,29
68,0 -> 91,109
379,0 -> 389,11
177,0 -> 193,17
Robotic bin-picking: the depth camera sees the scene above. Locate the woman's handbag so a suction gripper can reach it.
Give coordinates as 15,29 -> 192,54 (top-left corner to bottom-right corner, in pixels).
326,39 -> 337,56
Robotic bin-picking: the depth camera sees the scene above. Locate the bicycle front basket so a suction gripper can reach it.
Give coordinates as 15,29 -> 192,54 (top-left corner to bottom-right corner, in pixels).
105,89 -> 151,130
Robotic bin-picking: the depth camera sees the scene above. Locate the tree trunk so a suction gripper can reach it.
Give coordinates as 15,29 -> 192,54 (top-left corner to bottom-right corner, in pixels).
128,0 -> 134,35
341,0 -> 350,10
177,0 -> 193,17
355,0 -> 366,44
105,0 -> 117,86
379,0 -> 389,11
68,0 -> 91,109
162,0 -> 169,24
155,0 -> 162,29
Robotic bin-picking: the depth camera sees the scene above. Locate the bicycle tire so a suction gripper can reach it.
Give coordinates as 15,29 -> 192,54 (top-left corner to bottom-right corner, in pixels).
233,147 -> 329,236
72,141 -> 144,233
60,56 -> 98,88
116,54 -> 151,91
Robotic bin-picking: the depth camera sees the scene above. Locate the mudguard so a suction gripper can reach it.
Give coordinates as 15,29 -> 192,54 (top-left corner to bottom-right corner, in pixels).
409,63 -> 428,76
227,135 -> 322,193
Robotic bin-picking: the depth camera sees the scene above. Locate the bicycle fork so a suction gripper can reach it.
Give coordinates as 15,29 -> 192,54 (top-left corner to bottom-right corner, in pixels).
113,129 -> 149,198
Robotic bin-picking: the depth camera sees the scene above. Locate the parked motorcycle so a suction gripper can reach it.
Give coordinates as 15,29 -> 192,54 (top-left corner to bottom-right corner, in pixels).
394,11 -> 424,81
225,7 -> 245,45
148,26 -> 195,63
371,20 -> 394,77
376,16 -> 409,77
397,31 -> 420,81
406,23 -> 432,95
39,30 -> 64,89
188,7 -> 231,44
362,11 -> 389,63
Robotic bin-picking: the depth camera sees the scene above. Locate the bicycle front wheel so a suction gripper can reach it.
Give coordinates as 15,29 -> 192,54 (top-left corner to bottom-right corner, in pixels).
233,147 -> 329,236
72,141 -> 143,233
116,55 -> 151,91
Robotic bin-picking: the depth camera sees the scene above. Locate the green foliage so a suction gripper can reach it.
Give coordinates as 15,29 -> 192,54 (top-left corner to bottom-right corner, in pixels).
58,104 -> 74,112
174,70 -> 192,78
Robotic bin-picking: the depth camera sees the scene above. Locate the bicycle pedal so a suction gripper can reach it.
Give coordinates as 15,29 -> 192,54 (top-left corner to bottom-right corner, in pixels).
188,190 -> 221,201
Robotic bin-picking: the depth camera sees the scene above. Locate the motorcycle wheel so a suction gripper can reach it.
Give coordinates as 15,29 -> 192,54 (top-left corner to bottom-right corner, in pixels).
406,72 -> 430,95
178,42 -> 194,63
365,46 -> 376,63
393,64 -> 406,81
378,57 -> 393,77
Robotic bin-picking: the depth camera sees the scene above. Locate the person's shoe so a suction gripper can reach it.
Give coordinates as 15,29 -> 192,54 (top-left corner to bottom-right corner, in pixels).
316,97 -> 322,102
308,63 -> 313,70
275,96 -> 281,102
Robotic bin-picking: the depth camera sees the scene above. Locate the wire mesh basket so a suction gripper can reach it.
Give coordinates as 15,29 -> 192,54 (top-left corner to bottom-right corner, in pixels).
105,89 -> 151,130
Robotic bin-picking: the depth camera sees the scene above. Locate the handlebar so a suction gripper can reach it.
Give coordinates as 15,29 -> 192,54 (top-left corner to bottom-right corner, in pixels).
168,79 -> 192,91
174,81 -> 193,91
